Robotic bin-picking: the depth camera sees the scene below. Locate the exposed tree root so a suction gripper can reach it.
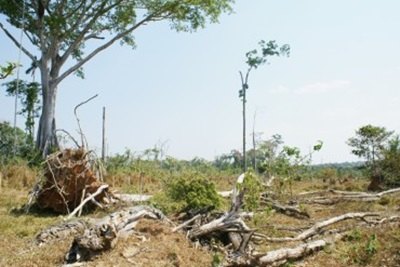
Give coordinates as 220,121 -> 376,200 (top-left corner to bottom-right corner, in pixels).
34,148 -> 113,214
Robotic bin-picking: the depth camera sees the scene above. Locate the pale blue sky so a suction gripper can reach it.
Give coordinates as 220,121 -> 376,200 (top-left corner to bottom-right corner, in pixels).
1,1 -> 400,163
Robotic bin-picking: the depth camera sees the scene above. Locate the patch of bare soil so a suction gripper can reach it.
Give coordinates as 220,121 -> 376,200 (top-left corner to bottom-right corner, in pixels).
85,219 -> 212,267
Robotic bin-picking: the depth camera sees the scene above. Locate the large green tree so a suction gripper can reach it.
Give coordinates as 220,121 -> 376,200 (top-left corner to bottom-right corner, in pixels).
0,0 -> 234,156
347,124 -> 393,170
0,121 -> 27,162
380,135 -> 400,186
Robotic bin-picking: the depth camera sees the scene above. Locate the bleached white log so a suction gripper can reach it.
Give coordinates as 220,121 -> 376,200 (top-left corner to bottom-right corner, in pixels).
264,212 -> 378,242
257,234 -> 342,266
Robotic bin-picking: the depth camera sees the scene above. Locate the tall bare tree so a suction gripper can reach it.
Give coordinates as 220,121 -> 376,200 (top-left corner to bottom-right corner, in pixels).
239,40 -> 289,172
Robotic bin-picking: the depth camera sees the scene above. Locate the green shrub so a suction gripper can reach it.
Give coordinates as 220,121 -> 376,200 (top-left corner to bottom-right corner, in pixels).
151,175 -> 221,214
0,121 -> 41,166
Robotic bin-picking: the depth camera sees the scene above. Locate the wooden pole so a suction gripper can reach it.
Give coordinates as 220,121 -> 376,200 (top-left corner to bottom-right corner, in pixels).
101,106 -> 106,162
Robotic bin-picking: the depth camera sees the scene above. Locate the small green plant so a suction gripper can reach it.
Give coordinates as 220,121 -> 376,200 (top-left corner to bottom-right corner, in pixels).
211,253 -> 223,267
365,234 -> 378,256
252,207 -> 274,227
345,228 -> 362,241
240,171 -> 263,211
281,261 -> 295,267
345,231 -> 379,265
378,195 -> 391,206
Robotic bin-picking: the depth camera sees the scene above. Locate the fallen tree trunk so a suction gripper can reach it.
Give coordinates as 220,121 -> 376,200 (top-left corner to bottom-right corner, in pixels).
262,212 -> 378,242
65,205 -> 167,263
300,187 -> 400,205
36,221 -> 88,246
36,205 -> 167,263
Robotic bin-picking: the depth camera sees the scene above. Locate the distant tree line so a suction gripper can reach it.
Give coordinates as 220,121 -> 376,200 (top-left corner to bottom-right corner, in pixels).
2,121 -> 400,191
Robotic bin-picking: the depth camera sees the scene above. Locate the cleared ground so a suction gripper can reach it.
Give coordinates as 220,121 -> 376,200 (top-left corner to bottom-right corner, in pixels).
0,176 -> 399,266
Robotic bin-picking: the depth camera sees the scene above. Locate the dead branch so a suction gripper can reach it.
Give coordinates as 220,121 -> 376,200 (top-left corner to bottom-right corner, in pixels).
55,129 -> 80,148
261,197 -> 310,219
74,94 -> 98,149
67,185 -> 109,219
265,175 -> 275,187
173,214 -> 201,232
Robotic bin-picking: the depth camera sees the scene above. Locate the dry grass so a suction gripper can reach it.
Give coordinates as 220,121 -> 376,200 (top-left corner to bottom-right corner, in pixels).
0,189 -> 65,267
0,162 -> 39,190
0,170 -> 399,267
0,189 -> 213,267
84,219 -> 212,267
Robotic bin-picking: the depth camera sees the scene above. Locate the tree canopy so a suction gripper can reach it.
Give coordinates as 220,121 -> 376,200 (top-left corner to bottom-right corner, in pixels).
0,62 -> 17,79
0,0 -> 234,155
347,125 -> 393,167
0,0 -> 234,84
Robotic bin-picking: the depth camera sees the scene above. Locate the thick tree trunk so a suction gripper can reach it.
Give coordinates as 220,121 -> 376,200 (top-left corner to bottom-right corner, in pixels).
36,64 -> 60,156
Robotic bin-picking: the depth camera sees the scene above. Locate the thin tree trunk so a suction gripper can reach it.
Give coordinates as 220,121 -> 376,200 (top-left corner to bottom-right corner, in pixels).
252,110 -> 257,172
242,86 -> 246,172
102,106 -> 106,161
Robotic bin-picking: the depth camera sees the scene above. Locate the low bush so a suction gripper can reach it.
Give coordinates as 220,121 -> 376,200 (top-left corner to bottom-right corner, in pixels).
151,174 -> 221,214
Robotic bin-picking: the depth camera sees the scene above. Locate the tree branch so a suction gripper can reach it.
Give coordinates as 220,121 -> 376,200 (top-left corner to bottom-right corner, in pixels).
56,13 -> 156,85
84,34 -> 105,41
0,22 -> 36,61
59,0 -> 121,67
23,30 -> 36,46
